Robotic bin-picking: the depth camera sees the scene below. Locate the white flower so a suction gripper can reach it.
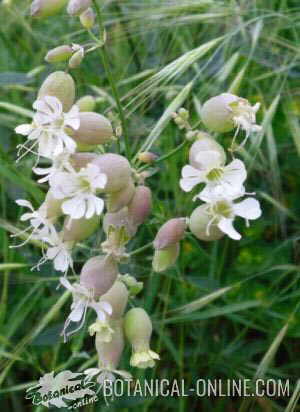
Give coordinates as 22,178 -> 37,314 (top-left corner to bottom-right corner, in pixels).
33,230 -> 74,273
15,96 -> 79,161
11,199 -> 56,247
229,95 -> 262,137
33,153 -> 73,184
130,349 -> 160,369
180,151 -> 246,200
89,319 -> 114,343
60,277 -> 112,341
199,188 -> 262,240
49,163 -> 107,219
84,367 -> 131,387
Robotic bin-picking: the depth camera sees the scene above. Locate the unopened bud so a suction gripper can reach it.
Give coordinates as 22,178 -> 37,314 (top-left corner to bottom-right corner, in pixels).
100,280 -> 129,319
92,154 -> 132,193
189,205 -> 224,241
79,7 -> 95,29
76,95 -> 96,112
70,152 -> 97,170
72,112 -> 114,146
38,71 -> 75,112
45,45 -> 73,63
127,185 -> 152,226
68,48 -> 84,69
152,243 -> 179,272
153,218 -> 187,250
67,0 -> 91,16
124,308 -> 159,369
62,215 -> 99,242
95,321 -> 124,370
31,0 -> 67,18
189,135 -> 226,169
138,152 -> 157,164
178,107 -> 189,120
80,255 -> 118,298
106,179 -> 135,213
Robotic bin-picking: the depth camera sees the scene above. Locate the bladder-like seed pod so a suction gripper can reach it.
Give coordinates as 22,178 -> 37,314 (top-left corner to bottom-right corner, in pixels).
79,7 -> 95,29
189,135 -> 226,169
124,308 -> 159,369
71,112 -> 114,146
80,255 -> 118,299
100,280 -> 129,320
152,243 -> 180,272
31,0 -> 67,18
67,0 -> 91,16
127,185 -> 152,226
76,95 -> 96,112
68,49 -> 84,69
38,71 -> 75,112
95,320 -> 124,370
106,179 -> 136,213
138,152 -> 157,164
45,45 -> 73,63
103,208 -> 138,239
153,218 -> 187,250
62,215 -> 99,242
189,204 -> 224,241
39,191 -> 63,221
92,154 -> 132,193
70,152 -> 98,170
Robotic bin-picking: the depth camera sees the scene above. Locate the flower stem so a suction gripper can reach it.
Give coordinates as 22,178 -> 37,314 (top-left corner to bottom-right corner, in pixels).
92,0 -> 130,158
129,241 -> 153,257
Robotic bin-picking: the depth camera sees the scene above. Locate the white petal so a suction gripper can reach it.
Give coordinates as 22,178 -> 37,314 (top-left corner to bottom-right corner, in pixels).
233,197 -> 262,220
180,165 -> 204,192
62,197 -> 86,219
195,150 -> 223,169
218,218 -> 241,240
16,199 -> 33,209
223,159 -> 247,187
59,277 -> 74,292
15,124 -> 33,135
69,301 -> 85,322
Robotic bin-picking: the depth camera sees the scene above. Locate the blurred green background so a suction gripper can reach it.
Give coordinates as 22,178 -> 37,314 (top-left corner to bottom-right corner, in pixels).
1,0 -> 300,410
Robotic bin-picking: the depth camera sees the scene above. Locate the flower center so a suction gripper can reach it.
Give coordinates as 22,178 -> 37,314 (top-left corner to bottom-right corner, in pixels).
78,176 -> 92,192
206,168 -> 223,182
213,200 -> 233,218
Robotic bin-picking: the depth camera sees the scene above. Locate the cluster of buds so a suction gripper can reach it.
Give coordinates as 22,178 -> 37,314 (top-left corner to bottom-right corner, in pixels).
176,94 -> 262,243
13,69 -> 159,383
31,0 -> 95,29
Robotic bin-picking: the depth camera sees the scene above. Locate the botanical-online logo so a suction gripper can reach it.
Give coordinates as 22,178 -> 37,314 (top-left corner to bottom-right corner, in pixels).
26,370 -> 97,408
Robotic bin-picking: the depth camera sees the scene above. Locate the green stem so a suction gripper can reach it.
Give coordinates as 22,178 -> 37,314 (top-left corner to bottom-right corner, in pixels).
129,241 -> 153,257
92,0 -> 130,158
138,139 -> 189,172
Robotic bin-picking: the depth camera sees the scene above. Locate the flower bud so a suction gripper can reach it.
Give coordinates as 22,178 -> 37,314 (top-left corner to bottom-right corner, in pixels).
31,0 -> 67,18
38,71 -> 75,112
68,48 -> 84,69
189,135 -> 226,169
67,0 -> 91,16
153,218 -> 187,250
71,112 -> 114,146
124,308 -> 159,369
70,152 -> 97,169
76,95 -> 96,112
80,255 -> 118,299
100,280 -> 129,319
189,204 -> 224,241
127,185 -> 152,226
103,208 -> 137,239
200,94 -> 237,133
45,45 -> 73,63
79,7 -> 95,29
106,179 -> 135,213
96,320 -> 124,370
138,152 -> 157,164
152,243 -> 179,272
62,215 -> 99,242
92,154 -> 132,193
